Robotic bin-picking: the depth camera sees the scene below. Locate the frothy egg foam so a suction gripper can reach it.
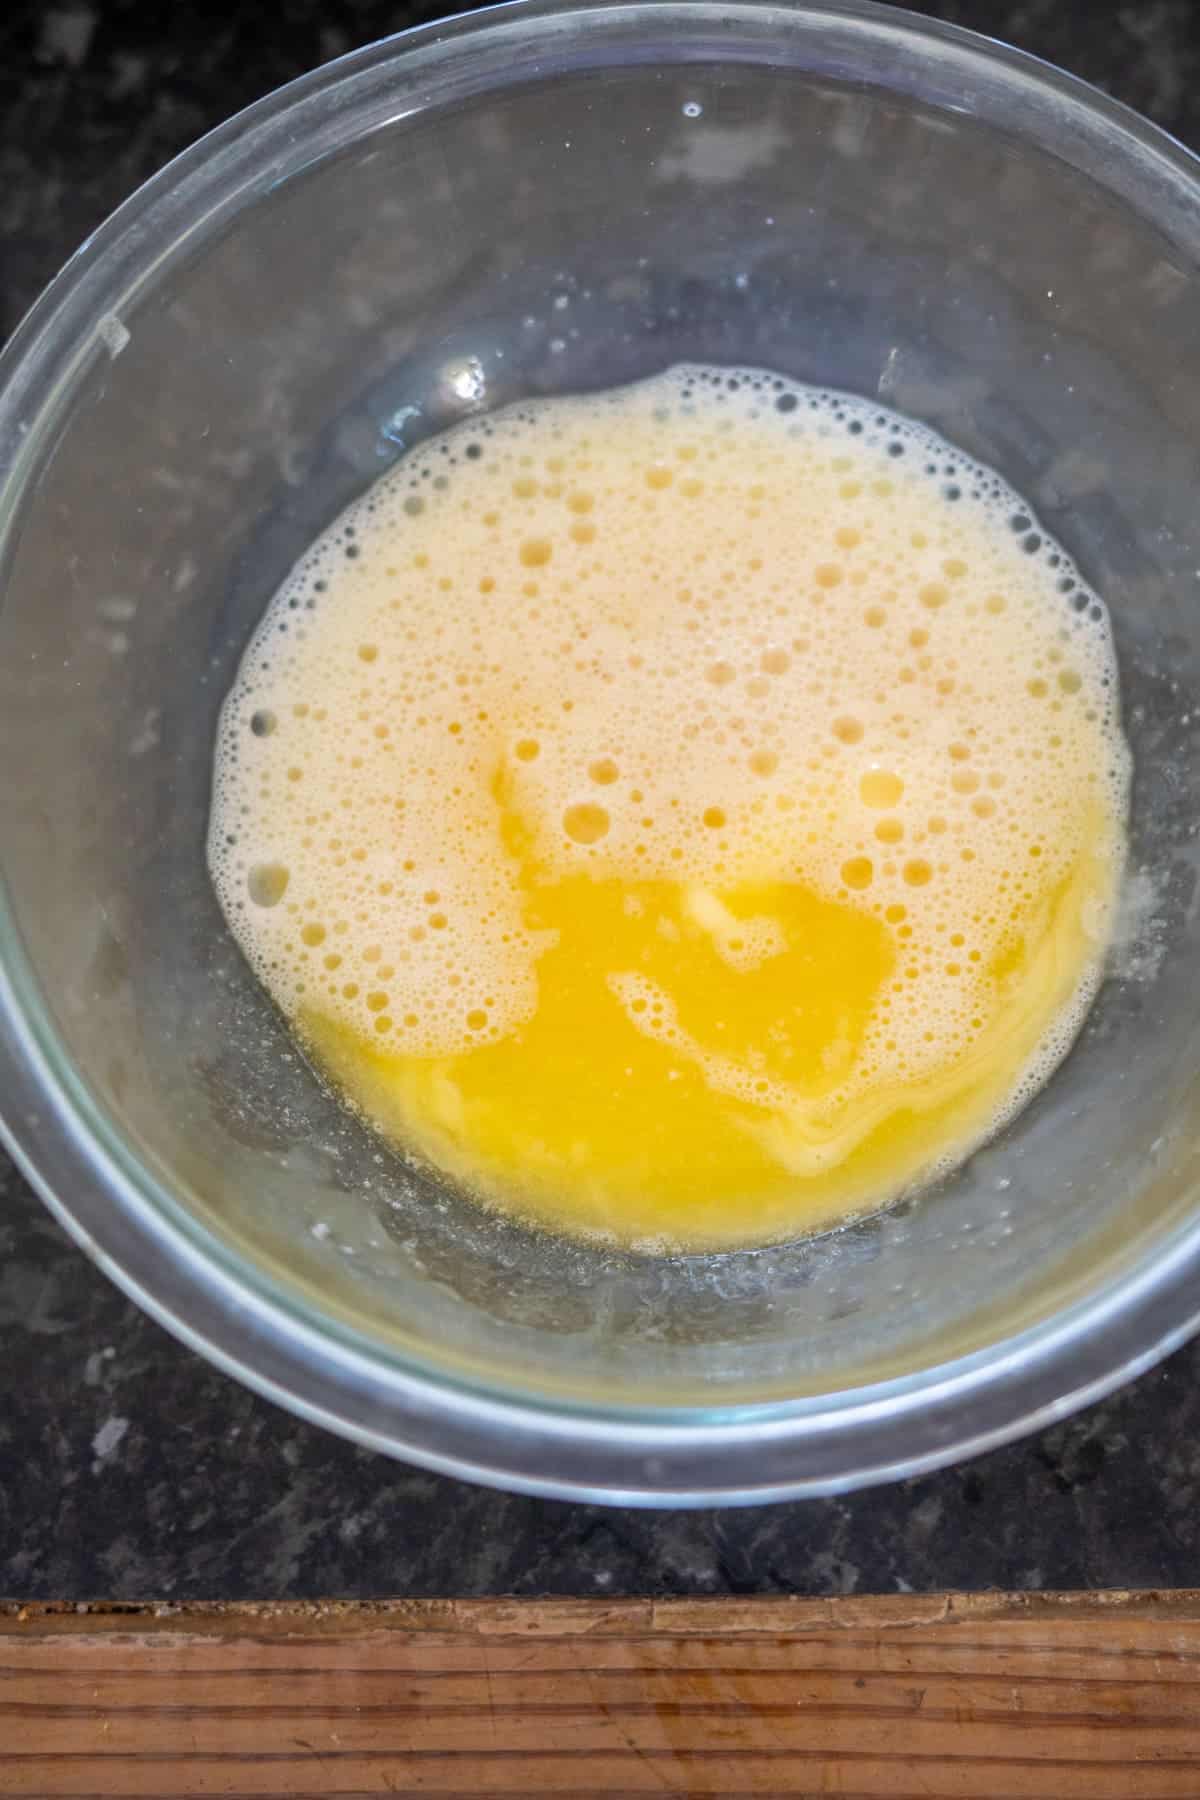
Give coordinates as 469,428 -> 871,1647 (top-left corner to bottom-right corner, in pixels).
209,365 -> 1129,1251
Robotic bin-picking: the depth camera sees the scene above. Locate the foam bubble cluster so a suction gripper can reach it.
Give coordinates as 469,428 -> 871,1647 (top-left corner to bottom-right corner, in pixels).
209,364 -> 1128,1204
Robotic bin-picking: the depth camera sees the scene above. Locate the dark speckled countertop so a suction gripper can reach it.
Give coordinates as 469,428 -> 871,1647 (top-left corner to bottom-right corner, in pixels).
3,0 -> 1200,1601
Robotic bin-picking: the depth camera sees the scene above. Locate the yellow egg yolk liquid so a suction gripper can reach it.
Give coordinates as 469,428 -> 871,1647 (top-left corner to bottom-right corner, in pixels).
209,366 -> 1129,1251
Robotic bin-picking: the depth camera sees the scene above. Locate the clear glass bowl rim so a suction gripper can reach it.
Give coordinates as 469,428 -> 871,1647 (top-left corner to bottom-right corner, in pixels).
2,0 -> 1200,1503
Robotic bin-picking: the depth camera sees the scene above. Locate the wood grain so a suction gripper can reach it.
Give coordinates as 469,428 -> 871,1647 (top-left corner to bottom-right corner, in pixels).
2,1592 -> 1199,1796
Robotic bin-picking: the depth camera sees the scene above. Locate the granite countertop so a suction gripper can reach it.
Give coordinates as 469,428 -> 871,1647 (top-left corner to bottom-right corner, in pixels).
3,0 -> 1200,1601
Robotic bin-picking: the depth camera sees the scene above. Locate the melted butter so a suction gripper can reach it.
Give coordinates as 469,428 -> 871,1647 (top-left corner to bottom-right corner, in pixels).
302,794 -> 1109,1249
209,365 -> 1129,1250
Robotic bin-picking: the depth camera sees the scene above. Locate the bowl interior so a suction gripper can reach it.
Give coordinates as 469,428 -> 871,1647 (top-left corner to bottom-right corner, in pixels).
2,2 -> 1200,1422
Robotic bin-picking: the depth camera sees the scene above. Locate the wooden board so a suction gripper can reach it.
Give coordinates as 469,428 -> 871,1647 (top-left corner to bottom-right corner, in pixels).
3,1592 -> 1200,1796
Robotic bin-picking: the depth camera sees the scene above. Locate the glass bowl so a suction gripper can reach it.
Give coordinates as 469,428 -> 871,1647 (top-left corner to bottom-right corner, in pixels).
2,0 -> 1200,1503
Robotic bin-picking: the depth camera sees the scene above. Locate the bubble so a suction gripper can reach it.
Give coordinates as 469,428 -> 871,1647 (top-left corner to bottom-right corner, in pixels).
247,863 -> 289,906
589,757 -> 620,785
702,806 -> 727,829
833,716 -> 864,745
859,770 -> 904,808
515,738 -> 540,762
564,802 -> 610,844
903,859 -> 934,887
841,856 -> 874,890
520,538 -> 553,568
250,710 -> 277,737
